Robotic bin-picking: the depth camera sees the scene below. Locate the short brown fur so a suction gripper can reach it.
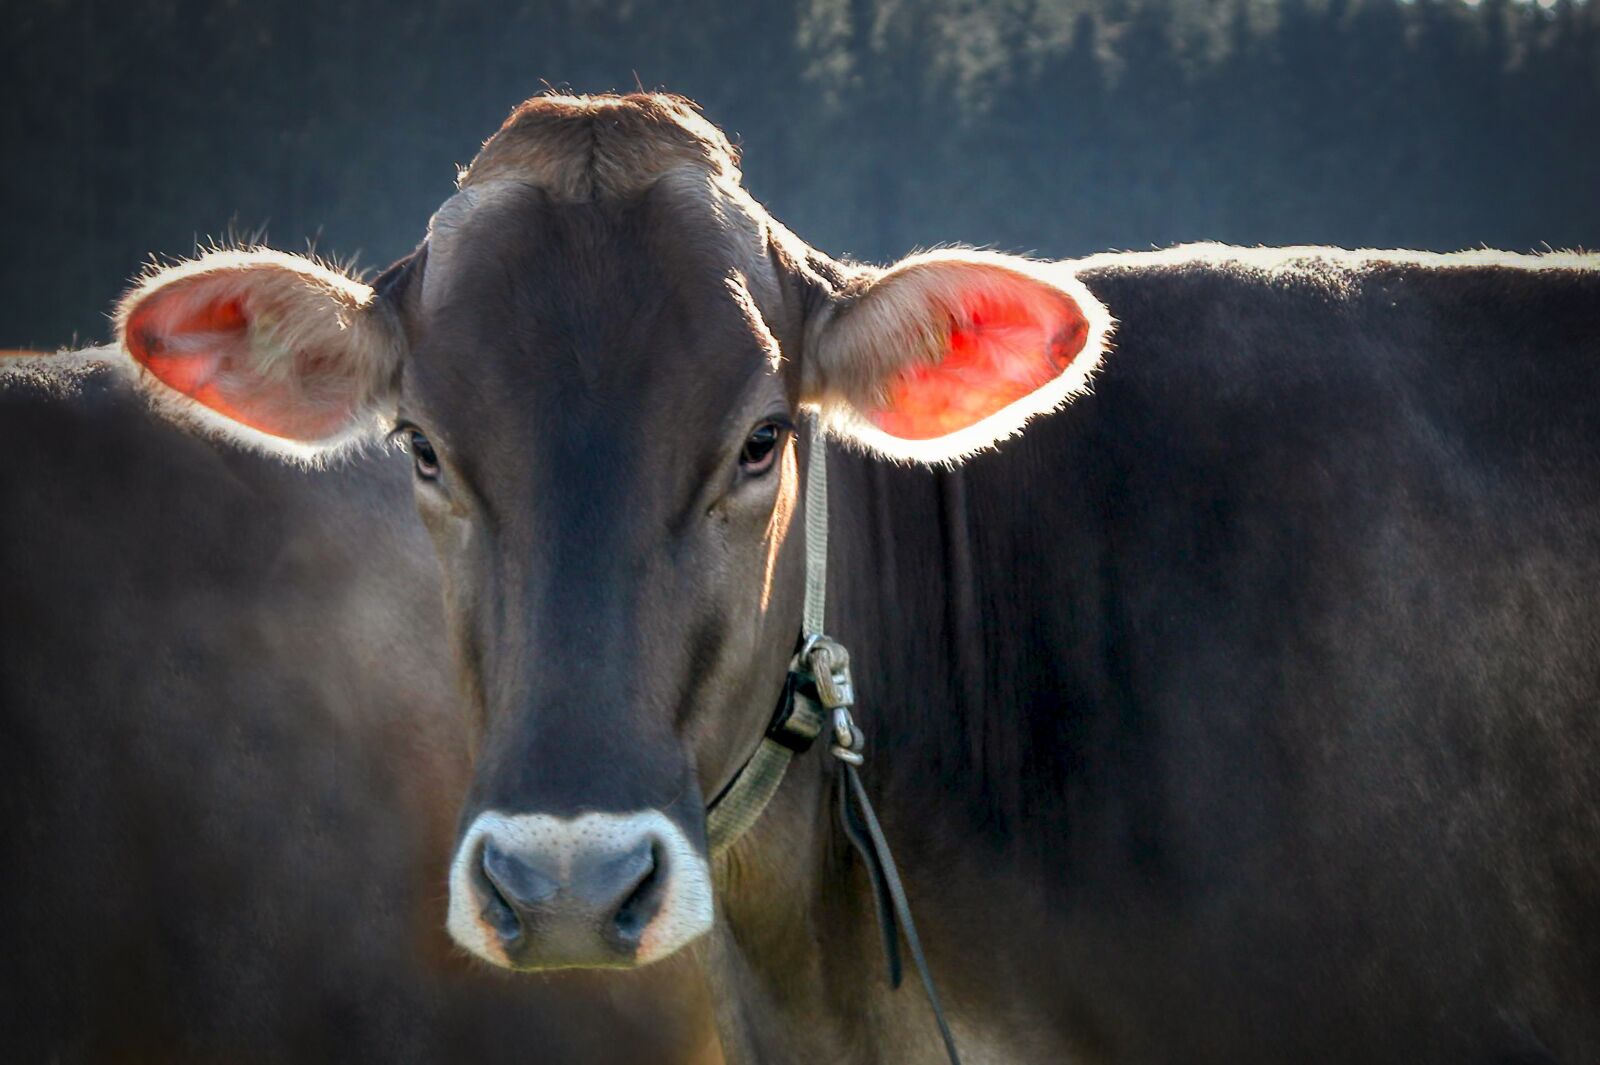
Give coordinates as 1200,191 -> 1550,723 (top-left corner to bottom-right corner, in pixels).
460,93 -> 742,201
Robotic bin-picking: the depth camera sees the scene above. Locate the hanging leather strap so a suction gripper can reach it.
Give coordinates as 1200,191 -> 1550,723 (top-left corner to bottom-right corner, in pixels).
815,637 -> 963,1065
838,762 -> 964,1065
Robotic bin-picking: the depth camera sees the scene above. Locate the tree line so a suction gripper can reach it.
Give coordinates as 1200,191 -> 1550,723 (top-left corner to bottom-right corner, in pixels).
3,0 -> 1595,347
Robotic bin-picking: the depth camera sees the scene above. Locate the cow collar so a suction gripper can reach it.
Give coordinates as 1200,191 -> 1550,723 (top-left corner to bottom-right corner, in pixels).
703,414 -> 965,1065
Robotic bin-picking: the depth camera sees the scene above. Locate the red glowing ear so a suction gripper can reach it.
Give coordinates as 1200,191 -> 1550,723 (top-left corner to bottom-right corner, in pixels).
118,250 -> 397,453
807,252 -> 1109,460
869,289 -> 1088,440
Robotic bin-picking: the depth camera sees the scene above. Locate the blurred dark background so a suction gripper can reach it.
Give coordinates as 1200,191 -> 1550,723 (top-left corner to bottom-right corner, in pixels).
3,0 -> 1597,352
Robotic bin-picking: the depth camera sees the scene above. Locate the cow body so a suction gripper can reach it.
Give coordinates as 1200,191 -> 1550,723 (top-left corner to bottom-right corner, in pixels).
95,95 -> 1600,1064
705,248 -> 1600,1064
0,368 -> 718,1063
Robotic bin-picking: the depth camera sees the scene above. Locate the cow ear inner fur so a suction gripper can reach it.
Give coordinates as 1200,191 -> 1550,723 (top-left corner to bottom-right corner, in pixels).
118,249 -> 401,461
804,250 -> 1114,463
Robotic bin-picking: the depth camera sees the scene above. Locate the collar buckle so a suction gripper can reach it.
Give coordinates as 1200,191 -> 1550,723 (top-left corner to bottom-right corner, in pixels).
797,635 -> 865,766
799,634 -> 855,709
762,633 -> 858,757
764,669 -> 825,754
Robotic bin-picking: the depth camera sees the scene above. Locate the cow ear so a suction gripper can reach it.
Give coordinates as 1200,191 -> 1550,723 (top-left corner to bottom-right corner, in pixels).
803,250 -> 1112,462
116,249 -> 401,459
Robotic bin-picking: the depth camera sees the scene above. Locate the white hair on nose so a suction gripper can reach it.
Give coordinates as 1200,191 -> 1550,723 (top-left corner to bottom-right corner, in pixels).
446,808 -> 715,968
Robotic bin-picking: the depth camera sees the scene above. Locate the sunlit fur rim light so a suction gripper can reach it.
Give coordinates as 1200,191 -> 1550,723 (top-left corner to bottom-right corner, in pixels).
0,342 -> 123,381
808,248 -> 1118,466
809,242 -> 1598,466
1072,242 -> 1596,276
459,91 -> 742,201
112,247 -> 401,466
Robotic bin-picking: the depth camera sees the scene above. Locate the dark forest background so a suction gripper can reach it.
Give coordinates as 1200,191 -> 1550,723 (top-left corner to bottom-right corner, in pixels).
3,0 -> 1597,351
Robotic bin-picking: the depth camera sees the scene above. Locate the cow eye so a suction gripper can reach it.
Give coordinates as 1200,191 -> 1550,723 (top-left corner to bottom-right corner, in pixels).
739,422 -> 783,475
409,430 -> 440,480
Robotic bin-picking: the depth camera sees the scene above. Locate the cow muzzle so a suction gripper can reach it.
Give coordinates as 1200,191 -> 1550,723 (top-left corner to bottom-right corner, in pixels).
446,809 -> 714,969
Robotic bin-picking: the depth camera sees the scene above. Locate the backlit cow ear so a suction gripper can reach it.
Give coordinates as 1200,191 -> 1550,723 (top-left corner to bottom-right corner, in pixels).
804,250 -> 1112,462
116,249 -> 401,460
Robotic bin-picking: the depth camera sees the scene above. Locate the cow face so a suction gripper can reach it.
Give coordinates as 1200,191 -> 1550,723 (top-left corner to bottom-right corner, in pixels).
114,94 -> 1109,973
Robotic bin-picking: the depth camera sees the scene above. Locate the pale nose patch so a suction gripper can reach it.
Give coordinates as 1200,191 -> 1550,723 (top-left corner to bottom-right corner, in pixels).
446,809 -> 715,968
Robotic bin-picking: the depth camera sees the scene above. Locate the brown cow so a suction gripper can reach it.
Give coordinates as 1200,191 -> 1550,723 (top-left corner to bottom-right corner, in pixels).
80,94 -> 1600,1063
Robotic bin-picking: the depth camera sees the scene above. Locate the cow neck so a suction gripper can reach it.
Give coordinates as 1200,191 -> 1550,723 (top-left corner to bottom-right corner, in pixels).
703,413 -> 965,1065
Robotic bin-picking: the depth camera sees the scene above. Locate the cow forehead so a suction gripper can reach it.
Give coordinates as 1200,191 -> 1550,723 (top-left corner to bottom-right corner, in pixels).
398,176 -> 788,485
422,168 -> 776,314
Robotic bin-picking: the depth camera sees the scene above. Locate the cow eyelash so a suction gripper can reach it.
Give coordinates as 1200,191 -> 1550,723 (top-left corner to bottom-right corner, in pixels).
739,419 -> 790,476
389,423 -> 441,480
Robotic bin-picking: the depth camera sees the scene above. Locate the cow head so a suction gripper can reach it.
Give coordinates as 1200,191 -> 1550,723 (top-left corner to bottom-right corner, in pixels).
115,94 -> 1110,971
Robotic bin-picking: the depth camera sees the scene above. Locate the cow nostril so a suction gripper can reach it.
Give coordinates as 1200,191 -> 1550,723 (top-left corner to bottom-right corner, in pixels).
475,842 -> 524,943
612,841 -> 666,943
461,829 -> 682,964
